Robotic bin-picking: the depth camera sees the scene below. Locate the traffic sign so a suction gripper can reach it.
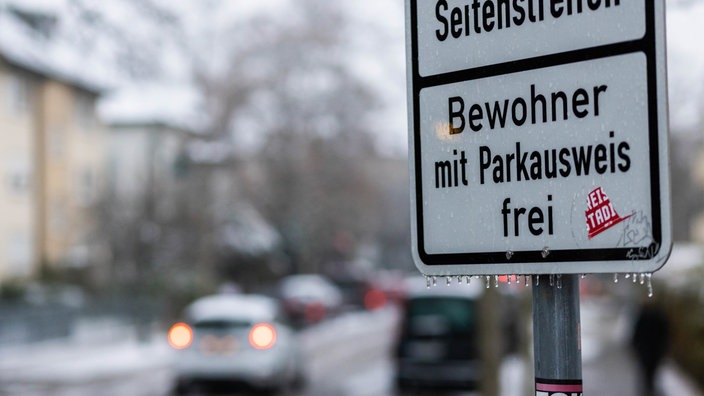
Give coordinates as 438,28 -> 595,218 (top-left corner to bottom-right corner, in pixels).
406,0 -> 671,276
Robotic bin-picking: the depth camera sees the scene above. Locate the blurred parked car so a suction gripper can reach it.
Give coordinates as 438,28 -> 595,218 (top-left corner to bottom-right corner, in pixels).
168,293 -> 305,394
329,272 -> 371,310
363,270 -> 407,310
393,277 -> 483,392
277,274 -> 343,327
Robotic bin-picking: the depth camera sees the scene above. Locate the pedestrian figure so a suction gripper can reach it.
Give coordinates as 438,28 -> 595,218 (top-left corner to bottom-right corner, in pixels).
631,301 -> 669,396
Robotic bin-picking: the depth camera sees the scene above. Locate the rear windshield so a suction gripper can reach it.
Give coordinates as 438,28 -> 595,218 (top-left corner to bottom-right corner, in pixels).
194,319 -> 251,331
405,297 -> 476,335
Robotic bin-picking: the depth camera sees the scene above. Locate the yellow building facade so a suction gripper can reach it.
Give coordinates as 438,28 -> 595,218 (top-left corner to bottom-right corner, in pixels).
0,57 -> 107,282
0,63 -> 36,280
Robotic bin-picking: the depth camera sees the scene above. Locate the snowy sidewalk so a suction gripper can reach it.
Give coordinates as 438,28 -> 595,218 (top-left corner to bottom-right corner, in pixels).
581,297 -> 702,396
0,336 -> 172,386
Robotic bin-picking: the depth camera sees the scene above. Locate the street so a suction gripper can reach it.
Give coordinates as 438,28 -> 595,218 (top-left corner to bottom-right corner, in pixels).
0,297 -> 700,396
0,308 -> 402,396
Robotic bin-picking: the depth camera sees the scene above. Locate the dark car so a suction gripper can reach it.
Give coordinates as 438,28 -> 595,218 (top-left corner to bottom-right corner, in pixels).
394,277 -> 483,392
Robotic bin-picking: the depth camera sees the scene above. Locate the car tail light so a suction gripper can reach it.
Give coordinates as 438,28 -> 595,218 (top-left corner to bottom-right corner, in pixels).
304,302 -> 326,323
249,323 -> 277,350
168,322 -> 193,350
364,289 -> 387,311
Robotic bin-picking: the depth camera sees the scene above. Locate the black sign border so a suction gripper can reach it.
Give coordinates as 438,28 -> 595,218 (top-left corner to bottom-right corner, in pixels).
409,0 -> 664,266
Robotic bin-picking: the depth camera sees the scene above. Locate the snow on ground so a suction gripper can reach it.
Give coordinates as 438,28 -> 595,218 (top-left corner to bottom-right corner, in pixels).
0,301 -> 701,395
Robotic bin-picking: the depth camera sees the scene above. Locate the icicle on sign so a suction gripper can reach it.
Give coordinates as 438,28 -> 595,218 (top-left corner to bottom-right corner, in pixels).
405,0 -> 671,276
424,273 -> 656,298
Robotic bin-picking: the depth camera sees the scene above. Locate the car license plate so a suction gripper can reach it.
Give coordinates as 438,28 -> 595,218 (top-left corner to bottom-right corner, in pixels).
407,341 -> 445,360
199,335 -> 239,355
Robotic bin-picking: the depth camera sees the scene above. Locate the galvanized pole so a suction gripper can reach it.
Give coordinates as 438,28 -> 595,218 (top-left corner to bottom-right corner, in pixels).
532,274 -> 583,395
480,286 -> 501,396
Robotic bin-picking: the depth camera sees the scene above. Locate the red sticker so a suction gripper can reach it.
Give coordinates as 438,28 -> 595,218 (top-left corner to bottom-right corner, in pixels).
535,379 -> 583,396
585,187 -> 632,239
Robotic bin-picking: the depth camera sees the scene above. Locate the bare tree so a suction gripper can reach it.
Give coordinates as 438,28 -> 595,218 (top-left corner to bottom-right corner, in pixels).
192,0 -> 392,275
70,0 -> 407,289
670,133 -> 704,241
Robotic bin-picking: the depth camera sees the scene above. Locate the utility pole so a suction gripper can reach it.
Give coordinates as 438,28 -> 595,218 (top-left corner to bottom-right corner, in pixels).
480,286 -> 501,396
533,275 -> 582,395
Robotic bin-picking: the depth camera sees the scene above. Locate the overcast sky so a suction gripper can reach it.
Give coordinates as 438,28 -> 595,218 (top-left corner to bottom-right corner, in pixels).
3,0 -> 702,151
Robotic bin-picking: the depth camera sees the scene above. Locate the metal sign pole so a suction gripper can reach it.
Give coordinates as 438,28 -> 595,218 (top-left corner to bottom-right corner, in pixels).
533,274 -> 583,396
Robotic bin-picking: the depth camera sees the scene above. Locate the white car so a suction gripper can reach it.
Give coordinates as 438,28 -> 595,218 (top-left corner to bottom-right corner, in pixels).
168,293 -> 305,394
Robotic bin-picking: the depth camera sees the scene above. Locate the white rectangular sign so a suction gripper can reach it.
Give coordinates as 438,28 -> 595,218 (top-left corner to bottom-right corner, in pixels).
406,0 -> 671,276
417,0 -> 645,76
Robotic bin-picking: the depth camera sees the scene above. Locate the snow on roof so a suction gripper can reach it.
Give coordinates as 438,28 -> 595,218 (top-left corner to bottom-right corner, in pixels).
217,204 -> 281,255
3,0 -> 67,15
98,83 -> 204,132
0,1 -> 110,93
185,294 -> 280,324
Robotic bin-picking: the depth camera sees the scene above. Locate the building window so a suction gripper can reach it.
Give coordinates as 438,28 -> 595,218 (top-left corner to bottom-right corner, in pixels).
5,74 -> 31,114
5,156 -> 32,193
76,168 -> 97,206
48,126 -> 65,158
7,171 -> 30,192
7,232 -> 33,277
50,200 -> 66,232
74,94 -> 95,129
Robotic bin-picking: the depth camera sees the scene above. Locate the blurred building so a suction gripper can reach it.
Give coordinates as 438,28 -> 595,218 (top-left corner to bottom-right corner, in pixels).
99,85 -> 197,216
0,3 -> 108,281
99,85 -> 283,286
693,150 -> 704,243
98,86 -> 195,281
0,57 -> 36,279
